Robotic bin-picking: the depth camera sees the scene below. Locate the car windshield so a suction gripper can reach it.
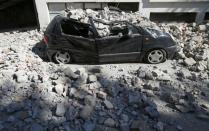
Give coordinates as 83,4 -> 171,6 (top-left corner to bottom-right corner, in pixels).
92,19 -> 142,37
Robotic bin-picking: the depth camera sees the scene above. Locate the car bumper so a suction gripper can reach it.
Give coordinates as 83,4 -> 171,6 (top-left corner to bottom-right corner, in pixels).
166,45 -> 181,59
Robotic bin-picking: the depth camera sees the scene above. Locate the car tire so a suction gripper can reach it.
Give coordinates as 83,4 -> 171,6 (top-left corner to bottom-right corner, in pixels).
52,50 -> 72,64
144,49 -> 167,64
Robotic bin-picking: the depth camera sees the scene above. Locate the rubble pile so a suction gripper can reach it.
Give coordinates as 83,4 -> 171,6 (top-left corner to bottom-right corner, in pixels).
158,22 -> 209,72
65,8 -> 159,37
66,8 -> 209,72
0,9 -> 209,131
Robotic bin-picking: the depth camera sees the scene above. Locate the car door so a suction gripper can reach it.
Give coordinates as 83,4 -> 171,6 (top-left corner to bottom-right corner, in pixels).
62,34 -> 98,63
96,23 -> 143,63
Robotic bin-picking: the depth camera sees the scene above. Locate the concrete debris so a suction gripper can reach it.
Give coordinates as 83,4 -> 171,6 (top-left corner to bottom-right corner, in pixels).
88,75 -> 97,83
0,8 -> 209,131
104,118 -> 116,127
184,57 -> 196,66
104,99 -> 114,109
65,8 -> 159,37
80,105 -> 94,119
55,103 -> 66,117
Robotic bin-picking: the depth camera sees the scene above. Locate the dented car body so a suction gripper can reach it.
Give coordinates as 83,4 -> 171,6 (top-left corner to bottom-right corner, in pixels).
44,15 -> 179,64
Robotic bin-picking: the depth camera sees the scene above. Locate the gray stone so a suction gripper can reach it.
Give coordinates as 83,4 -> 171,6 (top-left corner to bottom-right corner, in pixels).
121,114 -> 129,122
196,113 -> 209,121
144,106 -> 159,118
84,95 -> 96,106
88,75 -> 97,83
175,105 -> 190,113
131,119 -> 150,131
64,67 -> 78,79
55,84 -> 64,95
177,125 -> 183,131
94,124 -> 119,131
128,92 -> 142,105
56,103 -> 66,117
197,61 -> 207,71
107,83 -> 121,96
104,100 -> 114,109
156,122 -> 164,131
14,70 -> 28,83
145,71 -> 154,80
74,72 -> 88,87
66,106 -> 78,121
30,123 -> 44,131
80,106 -> 94,119
198,25 -> 207,32
97,91 -> 107,99
104,118 -> 115,127
69,87 -> 77,97
14,110 -> 30,120
83,121 -> 96,131
38,107 -> 52,121
137,70 -> 146,78
120,123 -> 130,131
144,81 -> 160,91
177,69 -> 192,79
184,57 -> 196,66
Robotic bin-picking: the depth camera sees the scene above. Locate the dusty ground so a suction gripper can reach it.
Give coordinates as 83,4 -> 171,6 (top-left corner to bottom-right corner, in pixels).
0,23 -> 209,131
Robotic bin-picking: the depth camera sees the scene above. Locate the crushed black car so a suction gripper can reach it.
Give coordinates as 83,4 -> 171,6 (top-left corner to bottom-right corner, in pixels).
43,15 -> 180,64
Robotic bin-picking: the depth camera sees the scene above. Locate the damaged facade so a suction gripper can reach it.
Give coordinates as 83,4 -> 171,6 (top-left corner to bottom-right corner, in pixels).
34,0 -> 209,28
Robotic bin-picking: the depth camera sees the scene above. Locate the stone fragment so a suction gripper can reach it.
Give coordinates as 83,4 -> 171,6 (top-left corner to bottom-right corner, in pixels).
198,25 -> 207,32
84,95 -> 96,106
176,125 -> 183,131
74,72 -> 88,87
15,111 -> 30,120
120,123 -> 130,131
88,75 -> 97,83
69,87 -> 77,97
97,91 -> 107,99
64,67 -> 78,79
144,81 -> 160,91
80,106 -> 94,119
131,119 -> 150,131
104,100 -> 114,109
56,103 -> 66,117
83,121 -> 95,131
14,70 -> 28,83
128,92 -> 142,105
55,84 -> 64,95
30,123 -> 44,131
196,113 -> 209,121
144,106 -> 159,118
184,57 -> 196,66
156,122 -> 164,131
94,124 -> 119,131
104,118 -> 115,127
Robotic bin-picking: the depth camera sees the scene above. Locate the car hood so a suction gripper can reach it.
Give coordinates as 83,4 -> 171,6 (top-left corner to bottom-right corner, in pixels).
144,28 -> 171,38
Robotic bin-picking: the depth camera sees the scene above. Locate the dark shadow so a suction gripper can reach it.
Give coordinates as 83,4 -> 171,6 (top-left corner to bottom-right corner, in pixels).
0,63 -> 209,130
0,0 -> 38,31
32,41 -> 49,62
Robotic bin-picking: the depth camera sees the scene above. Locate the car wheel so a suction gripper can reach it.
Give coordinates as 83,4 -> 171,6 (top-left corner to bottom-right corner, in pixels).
53,51 -> 71,64
145,49 -> 166,64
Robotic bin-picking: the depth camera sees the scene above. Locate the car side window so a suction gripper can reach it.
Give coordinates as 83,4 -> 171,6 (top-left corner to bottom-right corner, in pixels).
127,24 -> 141,35
61,19 -> 93,38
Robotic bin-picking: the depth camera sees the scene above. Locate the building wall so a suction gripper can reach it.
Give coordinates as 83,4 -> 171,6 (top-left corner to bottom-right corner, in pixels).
35,0 -> 209,28
139,0 -> 209,23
